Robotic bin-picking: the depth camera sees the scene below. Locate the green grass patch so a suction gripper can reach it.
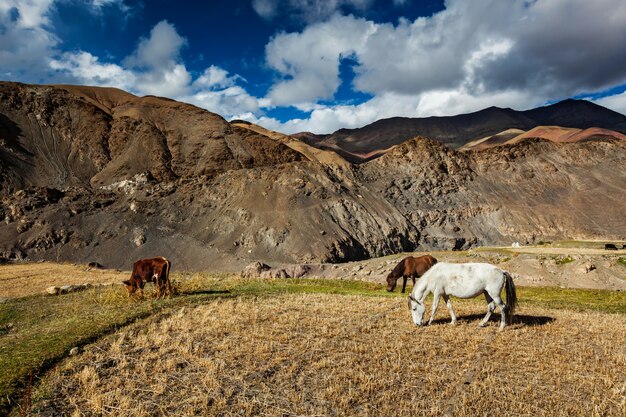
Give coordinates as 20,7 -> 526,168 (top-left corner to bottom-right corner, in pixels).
618,257 -> 626,267
230,277 -> 388,297
471,247 -> 515,255
2,274 -> 625,415
555,255 -> 574,265
517,287 -> 626,314
0,281 -> 230,415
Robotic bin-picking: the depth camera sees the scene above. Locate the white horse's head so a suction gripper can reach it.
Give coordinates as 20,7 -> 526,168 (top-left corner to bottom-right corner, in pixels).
408,295 -> 425,326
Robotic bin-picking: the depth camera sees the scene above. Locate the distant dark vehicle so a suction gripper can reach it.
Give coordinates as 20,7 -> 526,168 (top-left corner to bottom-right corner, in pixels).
604,244 -> 618,250
386,255 -> 438,293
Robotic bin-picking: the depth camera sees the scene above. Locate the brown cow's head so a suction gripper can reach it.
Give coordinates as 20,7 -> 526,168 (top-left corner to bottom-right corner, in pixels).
122,279 -> 135,295
386,273 -> 397,292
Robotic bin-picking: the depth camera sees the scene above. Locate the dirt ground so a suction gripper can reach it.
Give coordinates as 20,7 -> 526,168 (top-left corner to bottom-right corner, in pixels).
1,246 -> 625,299
30,294 -> 626,416
283,248 -> 626,292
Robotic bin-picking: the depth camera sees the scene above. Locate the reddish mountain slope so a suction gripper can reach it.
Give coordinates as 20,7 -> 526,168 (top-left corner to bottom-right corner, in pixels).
508,126 -> 626,144
461,126 -> 626,151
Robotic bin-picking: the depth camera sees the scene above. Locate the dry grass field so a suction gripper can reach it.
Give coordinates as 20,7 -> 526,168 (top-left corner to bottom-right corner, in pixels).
0,262 -> 126,298
28,294 -> 625,417
1,259 -> 625,416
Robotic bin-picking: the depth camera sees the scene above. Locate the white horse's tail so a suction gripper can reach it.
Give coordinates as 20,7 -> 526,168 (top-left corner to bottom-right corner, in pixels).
504,271 -> 517,321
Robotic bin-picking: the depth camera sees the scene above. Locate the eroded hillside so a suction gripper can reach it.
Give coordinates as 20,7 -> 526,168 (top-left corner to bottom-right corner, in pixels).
1,82 -> 624,269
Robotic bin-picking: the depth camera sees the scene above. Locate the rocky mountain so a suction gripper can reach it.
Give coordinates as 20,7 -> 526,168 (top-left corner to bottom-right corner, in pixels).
1,82 -> 625,271
303,99 -> 626,159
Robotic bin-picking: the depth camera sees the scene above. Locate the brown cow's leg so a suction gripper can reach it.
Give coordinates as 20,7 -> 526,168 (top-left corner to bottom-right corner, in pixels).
165,260 -> 172,297
401,277 -> 407,293
165,276 -> 172,297
155,275 -> 162,299
158,271 -> 167,298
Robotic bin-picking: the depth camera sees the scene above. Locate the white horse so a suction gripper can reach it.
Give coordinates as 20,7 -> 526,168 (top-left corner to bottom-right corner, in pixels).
408,262 -> 517,331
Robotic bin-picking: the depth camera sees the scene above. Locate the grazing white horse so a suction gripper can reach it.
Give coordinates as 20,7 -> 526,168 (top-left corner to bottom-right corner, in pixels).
408,262 -> 517,331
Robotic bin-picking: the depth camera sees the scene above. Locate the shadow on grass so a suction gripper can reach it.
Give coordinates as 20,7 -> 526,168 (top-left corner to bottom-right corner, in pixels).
511,314 -> 555,326
177,289 -> 231,296
429,313 -> 555,327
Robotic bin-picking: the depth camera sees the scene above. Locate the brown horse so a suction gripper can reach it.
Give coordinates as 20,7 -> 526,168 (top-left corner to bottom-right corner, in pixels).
386,255 -> 438,293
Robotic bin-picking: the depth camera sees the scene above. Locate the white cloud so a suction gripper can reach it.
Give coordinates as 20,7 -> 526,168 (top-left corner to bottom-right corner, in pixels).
49,51 -> 136,89
182,86 -> 262,119
50,20 -> 192,97
251,0 -> 276,20
3,0 -> 626,137
253,0 -> 374,23
0,0 -> 127,82
91,0 -> 124,8
413,88 -> 535,118
89,0 -> 130,14
186,67 -> 263,117
250,88 -> 538,135
255,0 -> 626,133
193,66 -> 242,90
265,15 -> 375,105
593,92 -> 626,116
46,19 -> 260,118
2,0 -> 54,28
0,1 -> 261,120
124,20 -> 186,69
0,0 -> 57,80
133,64 -> 192,97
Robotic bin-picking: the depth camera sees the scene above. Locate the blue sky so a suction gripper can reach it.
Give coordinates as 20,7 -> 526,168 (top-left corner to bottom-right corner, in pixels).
2,0 -> 626,134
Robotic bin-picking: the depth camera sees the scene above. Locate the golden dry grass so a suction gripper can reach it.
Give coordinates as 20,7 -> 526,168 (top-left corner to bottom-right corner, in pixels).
30,294 -> 626,417
0,263 -> 127,298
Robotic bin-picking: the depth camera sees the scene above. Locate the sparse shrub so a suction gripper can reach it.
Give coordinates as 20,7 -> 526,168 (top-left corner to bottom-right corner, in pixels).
555,255 -> 574,265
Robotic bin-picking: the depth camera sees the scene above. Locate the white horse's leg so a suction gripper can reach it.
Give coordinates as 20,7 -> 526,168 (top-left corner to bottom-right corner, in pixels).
428,292 -> 441,325
442,294 -> 457,325
491,295 -> 507,331
479,292 -> 496,327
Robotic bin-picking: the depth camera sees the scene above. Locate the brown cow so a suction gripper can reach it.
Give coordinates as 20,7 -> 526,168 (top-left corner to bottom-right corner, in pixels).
386,255 -> 438,293
123,256 -> 172,299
